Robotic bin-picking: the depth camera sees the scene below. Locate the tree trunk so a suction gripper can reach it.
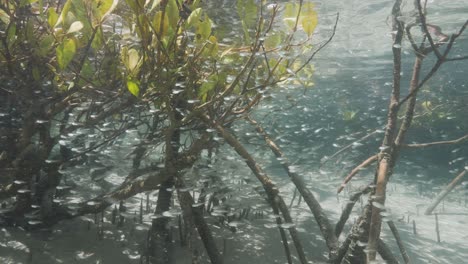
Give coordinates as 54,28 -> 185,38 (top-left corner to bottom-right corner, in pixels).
150,177 -> 175,264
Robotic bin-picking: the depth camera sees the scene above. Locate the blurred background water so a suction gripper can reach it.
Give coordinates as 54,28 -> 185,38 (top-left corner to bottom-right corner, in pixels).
1,0 -> 467,263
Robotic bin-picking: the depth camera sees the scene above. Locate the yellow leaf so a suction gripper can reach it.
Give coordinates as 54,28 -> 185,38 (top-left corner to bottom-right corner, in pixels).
283,1 -> 318,35
204,35 -> 218,57
237,0 -> 257,28
127,48 -> 141,74
0,8 -> 10,24
422,101 -> 432,109
283,3 -> 298,29
153,11 -> 169,37
302,16 -> 317,36
127,79 -> 140,97
67,21 -> 83,34
301,3 -> 318,36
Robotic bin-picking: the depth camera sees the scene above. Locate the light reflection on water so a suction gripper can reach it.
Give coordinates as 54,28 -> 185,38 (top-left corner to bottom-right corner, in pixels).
1,1 -> 467,264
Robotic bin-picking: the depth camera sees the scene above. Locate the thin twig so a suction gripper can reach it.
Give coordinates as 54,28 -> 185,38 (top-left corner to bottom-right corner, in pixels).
337,155 -> 378,194
399,19 -> 468,106
425,170 -> 467,215
295,13 -> 339,74
322,129 -> 380,165
403,134 -> 468,148
416,0 -> 442,59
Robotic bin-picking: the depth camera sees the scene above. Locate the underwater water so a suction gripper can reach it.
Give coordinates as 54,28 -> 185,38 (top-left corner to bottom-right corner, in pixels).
1,0 -> 467,263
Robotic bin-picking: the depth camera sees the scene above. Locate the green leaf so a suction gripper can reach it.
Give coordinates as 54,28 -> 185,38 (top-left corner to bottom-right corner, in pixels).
198,80 -> 216,101
91,26 -> 104,50
237,0 -> 257,42
96,0 -> 118,20
198,73 -> 224,101
343,110 -> 358,121
187,8 -> 202,28
56,37 -> 76,69
32,66 -> 41,81
196,17 -> 211,41
283,2 -> 318,35
55,0 -> 72,27
301,3 -> 318,36
67,5 -> 88,34
236,0 -> 257,28
166,0 -> 179,28
37,34 -> 55,57
124,0 -> 138,11
190,0 -> 201,9
203,35 -> 218,57
264,32 -> 283,49
90,0 -> 118,26
81,59 -> 94,80
269,58 -> 287,75
283,3 -> 298,29
127,79 -> 140,97
25,19 -> 35,41
6,24 -> 16,48
47,9 -> 59,29
125,0 -> 145,12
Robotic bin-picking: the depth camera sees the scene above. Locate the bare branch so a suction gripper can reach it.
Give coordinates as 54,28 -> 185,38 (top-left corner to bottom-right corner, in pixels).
446,54 -> 468,62
175,176 -> 223,264
425,170 -> 467,215
337,155 -> 378,194
247,116 -> 339,258
322,129 -> 380,165
241,177 -> 294,264
31,134 -> 212,224
394,56 -> 424,149
399,19 -> 468,106
388,221 -> 411,264
416,0 -> 443,59
378,239 -> 400,264
405,23 -> 422,54
295,12 -> 340,74
335,186 -> 372,237
402,134 -> 468,148
200,114 -> 309,264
